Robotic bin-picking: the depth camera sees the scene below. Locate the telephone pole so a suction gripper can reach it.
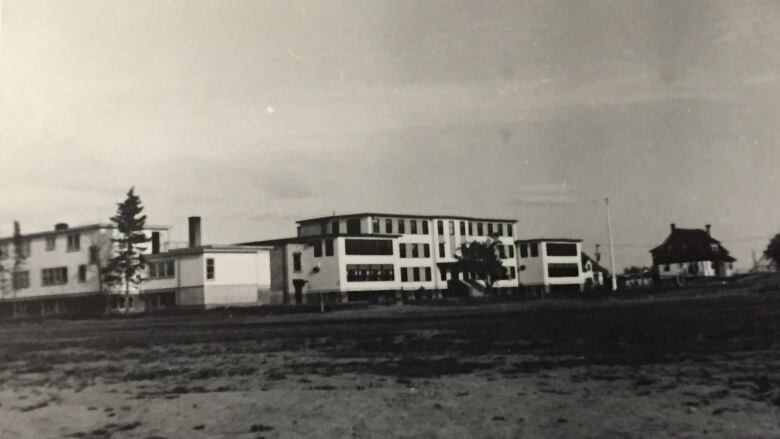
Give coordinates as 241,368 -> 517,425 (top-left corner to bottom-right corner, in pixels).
605,198 -> 618,292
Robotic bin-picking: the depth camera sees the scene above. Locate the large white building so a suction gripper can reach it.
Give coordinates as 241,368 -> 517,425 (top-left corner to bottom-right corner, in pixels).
243,213 -> 520,304
516,238 -> 584,295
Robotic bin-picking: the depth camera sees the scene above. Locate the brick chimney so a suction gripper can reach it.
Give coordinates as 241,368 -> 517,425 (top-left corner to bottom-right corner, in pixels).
670,223 -> 676,232
188,216 -> 202,248
705,224 -> 711,236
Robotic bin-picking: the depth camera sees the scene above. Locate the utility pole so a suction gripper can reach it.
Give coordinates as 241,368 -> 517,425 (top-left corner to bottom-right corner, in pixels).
605,198 -> 618,292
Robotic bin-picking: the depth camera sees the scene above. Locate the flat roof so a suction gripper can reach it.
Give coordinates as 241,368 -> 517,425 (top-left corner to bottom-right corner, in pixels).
296,212 -> 517,224
240,233 -> 402,246
0,223 -> 169,242
148,245 -> 272,258
515,238 -> 582,243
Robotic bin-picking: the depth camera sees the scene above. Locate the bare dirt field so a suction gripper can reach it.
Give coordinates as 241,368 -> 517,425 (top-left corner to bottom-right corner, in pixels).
1,290 -> 780,438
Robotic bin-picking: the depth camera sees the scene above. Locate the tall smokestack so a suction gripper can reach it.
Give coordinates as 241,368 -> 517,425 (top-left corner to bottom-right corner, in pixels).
188,216 -> 202,248
705,224 -> 711,236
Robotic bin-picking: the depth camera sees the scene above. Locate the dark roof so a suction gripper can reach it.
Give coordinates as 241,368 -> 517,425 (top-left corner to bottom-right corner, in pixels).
148,245 -> 272,258
296,212 -> 517,224
581,252 -> 610,275
516,238 -> 582,244
239,233 -> 401,246
650,227 -> 736,264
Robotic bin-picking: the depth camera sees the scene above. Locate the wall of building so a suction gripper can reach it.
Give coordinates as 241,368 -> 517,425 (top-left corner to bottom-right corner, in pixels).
655,260 -> 731,278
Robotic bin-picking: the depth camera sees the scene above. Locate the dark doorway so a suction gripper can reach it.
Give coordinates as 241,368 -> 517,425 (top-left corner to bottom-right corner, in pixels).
292,279 -> 307,305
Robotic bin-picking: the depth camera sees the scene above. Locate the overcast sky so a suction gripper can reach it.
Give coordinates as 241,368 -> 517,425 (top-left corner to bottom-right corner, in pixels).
2,0 -> 779,270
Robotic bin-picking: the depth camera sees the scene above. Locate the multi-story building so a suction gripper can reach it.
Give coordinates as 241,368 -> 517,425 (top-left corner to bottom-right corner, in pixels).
0,222 -> 169,316
242,213 -> 520,304
650,223 -> 735,282
516,238 -> 584,295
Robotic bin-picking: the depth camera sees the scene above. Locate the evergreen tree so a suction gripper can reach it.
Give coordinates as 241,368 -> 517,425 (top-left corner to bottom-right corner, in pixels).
763,233 -> 780,270
103,187 -> 150,313
456,236 -> 507,298
11,221 -> 26,316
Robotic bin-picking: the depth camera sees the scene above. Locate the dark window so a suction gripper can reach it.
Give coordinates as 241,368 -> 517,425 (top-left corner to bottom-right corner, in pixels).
320,222 -> 327,235
488,223 -> 494,236
509,266 -> 516,279
459,221 -> 466,235
89,246 -> 100,264
151,231 -> 160,254
401,267 -> 409,282
313,241 -> 323,257
520,244 -> 528,258
439,243 -> 445,258
206,258 -> 215,279
468,222 -> 473,235
372,219 -> 380,234
477,223 -> 484,235
325,239 -> 334,256
422,221 -> 429,234
546,243 -> 578,257
12,271 -> 29,289
507,224 -> 513,237
423,244 -> 430,258
530,243 -> 538,257
688,262 -> 699,274
398,219 -> 406,234
424,267 -> 432,281
344,239 -> 393,256
46,236 -> 56,251
664,264 -> 670,272
348,264 -> 394,282
412,267 -> 420,282
508,245 -> 515,258
440,268 -> 447,281
498,245 -> 506,259
292,253 -> 302,272
399,243 -> 406,258
437,220 -> 444,235
497,223 -> 503,236
410,220 -> 417,234
412,244 -> 419,258
331,221 -> 340,235
548,263 -> 579,277
78,264 -> 87,282
67,233 -> 80,251
346,219 -> 361,235
385,219 -> 393,234
41,267 -> 68,286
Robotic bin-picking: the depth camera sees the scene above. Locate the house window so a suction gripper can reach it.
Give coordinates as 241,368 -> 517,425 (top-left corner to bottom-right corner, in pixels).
411,244 -> 419,258
12,271 -> 29,289
331,221 -> 340,235
346,219 -> 361,235
0,244 -> 7,258
440,268 -> 447,281
710,243 -> 719,252
422,221 -> 429,234
347,264 -> 394,282
67,233 -> 81,251
520,244 -> 528,258
488,223 -> 494,236
412,267 -> 420,282
664,264 -> 670,272
449,221 -> 454,235
78,264 -> 87,282
206,258 -> 215,279
320,222 -> 327,235
149,260 -> 176,279
498,245 -> 506,259
688,262 -> 699,275
292,253 -> 302,272
46,236 -> 56,251
477,223 -> 484,236
497,223 -> 504,236
401,267 -> 409,282
546,243 -> 578,256
424,267 -> 432,282
508,245 -> 515,258
325,239 -> 334,256
507,224 -> 513,237
459,221 -> 466,236
410,220 -> 418,234
345,239 -> 393,255
41,267 -> 68,286
438,243 -> 445,258
399,243 -> 407,258
468,222 -> 473,235
509,266 -> 516,279
398,220 -> 406,234
385,219 -> 393,234
530,243 -> 538,257
372,219 -> 380,234
437,220 -> 444,235
423,244 -> 430,258
313,240 -> 323,257
547,263 -> 579,277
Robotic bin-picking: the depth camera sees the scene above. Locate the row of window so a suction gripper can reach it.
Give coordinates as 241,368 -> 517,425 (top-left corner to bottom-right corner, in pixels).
149,260 -> 175,279
519,243 -> 579,258
372,218 -> 430,235
0,234 -> 82,258
345,239 -> 393,256
312,239 -> 335,258
440,220 -> 514,238
547,263 -> 579,278
519,243 -> 539,258
399,243 -> 430,258
400,266 -> 433,282
345,264 -> 395,282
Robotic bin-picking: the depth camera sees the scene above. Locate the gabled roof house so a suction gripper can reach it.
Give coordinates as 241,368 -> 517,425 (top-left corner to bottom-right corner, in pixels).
650,223 -> 736,279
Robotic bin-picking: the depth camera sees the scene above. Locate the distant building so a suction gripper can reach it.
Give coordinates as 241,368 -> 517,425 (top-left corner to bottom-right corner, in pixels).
516,238 -> 583,295
581,252 -> 610,290
242,213 -> 520,304
650,223 -> 736,282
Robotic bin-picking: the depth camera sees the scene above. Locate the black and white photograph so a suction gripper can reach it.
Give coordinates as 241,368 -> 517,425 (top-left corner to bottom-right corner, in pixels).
1,0 -> 780,437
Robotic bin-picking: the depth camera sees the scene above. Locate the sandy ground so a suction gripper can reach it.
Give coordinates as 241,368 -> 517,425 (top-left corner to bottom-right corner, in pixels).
1,291 -> 779,438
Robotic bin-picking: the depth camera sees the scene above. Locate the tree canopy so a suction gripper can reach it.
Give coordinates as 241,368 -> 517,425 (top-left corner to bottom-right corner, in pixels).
763,233 -> 780,270
456,237 -> 507,297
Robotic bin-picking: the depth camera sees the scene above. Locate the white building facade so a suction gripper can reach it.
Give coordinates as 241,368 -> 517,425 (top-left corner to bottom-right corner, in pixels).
516,238 -> 584,295
245,213 -> 520,304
